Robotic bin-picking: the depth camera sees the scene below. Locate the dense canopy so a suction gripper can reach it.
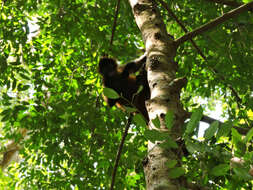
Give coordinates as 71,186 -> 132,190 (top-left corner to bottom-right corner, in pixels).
0,0 -> 253,189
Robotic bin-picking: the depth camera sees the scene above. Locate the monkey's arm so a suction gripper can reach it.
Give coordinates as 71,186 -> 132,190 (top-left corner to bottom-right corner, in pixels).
122,53 -> 147,76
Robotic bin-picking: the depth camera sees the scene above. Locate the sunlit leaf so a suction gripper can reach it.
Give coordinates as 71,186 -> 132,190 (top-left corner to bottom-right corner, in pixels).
17,84 -> 30,91
103,88 -> 119,99
185,107 -> 203,134
244,127 -> 253,143
204,121 -> 219,140
216,121 -> 232,139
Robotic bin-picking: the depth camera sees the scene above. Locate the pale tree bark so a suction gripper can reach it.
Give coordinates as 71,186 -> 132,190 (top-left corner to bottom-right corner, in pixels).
0,128 -> 27,169
128,0 -> 190,189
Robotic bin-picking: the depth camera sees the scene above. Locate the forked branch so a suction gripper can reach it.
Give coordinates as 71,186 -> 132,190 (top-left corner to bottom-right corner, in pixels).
175,2 -> 253,46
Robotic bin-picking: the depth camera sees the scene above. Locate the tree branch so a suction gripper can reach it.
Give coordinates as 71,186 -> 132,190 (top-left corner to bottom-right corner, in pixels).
110,0 -> 121,47
157,0 -> 207,59
205,0 -> 243,7
200,115 -> 249,135
175,2 -> 253,45
110,114 -> 133,190
158,0 -> 242,106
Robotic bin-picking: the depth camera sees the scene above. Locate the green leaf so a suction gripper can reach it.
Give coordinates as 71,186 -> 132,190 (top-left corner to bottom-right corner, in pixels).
216,121 -> 232,139
133,114 -> 146,128
168,167 -> 185,179
204,121 -> 219,140
12,78 -> 17,90
231,128 -> 242,143
231,128 -> 246,155
244,127 -> 253,143
185,107 -> 203,134
1,109 -> 12,116
124,106 -> 137,113
144,129 -> 168,142
136,85 -> 143,94
14,105 -> 27,111
185,140 -> 203,153
210,164 -> 229,176
9,61 -> 21,65
233,168 -> 252,180
159,137 -> 178,149
152,116 -> 160,128
19,73 -> 30,80
6,79 -> 10,89
17,84 -> 30,91
1,115 -> 10,122
103,88 -> 119,99
165,111 -> 174,130
166,160 -> 177,169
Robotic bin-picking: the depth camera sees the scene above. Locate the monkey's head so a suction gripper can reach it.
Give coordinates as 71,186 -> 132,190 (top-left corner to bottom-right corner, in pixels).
98,57 -> 117,77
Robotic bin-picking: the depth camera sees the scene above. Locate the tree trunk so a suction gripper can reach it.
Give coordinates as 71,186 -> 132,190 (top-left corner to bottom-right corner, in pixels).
128,0 -> 192,189
0,128 -> 27,169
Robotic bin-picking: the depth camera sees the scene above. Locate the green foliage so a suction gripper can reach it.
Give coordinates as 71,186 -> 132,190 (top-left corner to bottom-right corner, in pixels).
0,0 -> 146,189
204,121 -> 219,140
152,116 -> 161,128
216,121 -> 233,140
168,167 -> 185,179
0,0 -> 253,189
166,159 -> 177,169
244,127 -> 253,143
144,129 -> 178,149
210,164 -> 230,177
185,107 -> 203,135
133,114 -> 146,129
165,111 -> 174,130
103,87 -> 120,99
159,138 -> 178,149
144,129 -> 168,142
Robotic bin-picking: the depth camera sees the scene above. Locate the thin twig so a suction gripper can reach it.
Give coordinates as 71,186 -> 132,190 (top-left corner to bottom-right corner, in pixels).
200,115 -> 249,135
158,0 -> 242,106
175,2 -> 253,45
110,0 -> 121,47
110,114 -> 133,190
157,0 -> 207,59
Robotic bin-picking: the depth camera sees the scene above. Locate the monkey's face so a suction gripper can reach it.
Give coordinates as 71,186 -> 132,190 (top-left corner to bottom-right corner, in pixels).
106,63 -> 117,77
98,58 -> 117,77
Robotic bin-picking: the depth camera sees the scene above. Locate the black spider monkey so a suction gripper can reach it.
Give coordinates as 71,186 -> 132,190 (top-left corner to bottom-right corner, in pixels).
98,53 -> 150,121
